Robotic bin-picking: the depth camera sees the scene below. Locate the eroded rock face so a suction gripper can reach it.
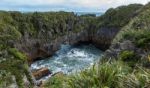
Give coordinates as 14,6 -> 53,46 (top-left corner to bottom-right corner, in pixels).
15,27 -> 120,63
92,27 -> 120,50
32,68 -> 52,80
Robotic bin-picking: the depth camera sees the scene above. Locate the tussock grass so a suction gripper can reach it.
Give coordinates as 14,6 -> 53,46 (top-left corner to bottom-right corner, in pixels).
43,59 -> 150,88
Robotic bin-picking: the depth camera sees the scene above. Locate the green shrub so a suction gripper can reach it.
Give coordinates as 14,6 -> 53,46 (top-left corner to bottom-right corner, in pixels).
135,33 -> 150,49
119,51 -> 136,61
119,50 -> 140,67
8,48 -> 27,61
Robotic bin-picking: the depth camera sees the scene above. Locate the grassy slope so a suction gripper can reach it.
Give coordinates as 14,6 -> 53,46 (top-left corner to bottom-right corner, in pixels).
113,3 -> 150,44
97,4 -> 142,28
43,60 -> 150,88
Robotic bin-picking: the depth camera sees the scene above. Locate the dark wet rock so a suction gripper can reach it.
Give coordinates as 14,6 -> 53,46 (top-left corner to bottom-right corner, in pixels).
36,81 -> 43,87
51,71 -> 64,77
32,68 -> 52,80
111,43 -> 120,49
104,49 -> 119,59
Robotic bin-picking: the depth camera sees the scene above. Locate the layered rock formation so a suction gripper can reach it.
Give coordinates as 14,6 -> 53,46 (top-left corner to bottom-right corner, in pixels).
32,68 -> 52,80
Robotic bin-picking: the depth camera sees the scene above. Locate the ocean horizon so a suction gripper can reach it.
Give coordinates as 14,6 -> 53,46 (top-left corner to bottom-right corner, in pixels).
18,10 -> 104,16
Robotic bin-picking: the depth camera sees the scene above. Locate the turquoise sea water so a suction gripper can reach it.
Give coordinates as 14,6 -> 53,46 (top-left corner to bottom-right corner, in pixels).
31,44 -> 103,80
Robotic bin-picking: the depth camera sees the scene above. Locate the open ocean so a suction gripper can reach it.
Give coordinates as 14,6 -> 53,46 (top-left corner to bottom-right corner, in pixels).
75,12 -> 104,17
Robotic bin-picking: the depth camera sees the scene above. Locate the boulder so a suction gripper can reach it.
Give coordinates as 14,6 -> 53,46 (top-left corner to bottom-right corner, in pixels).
120,40 -> 135,50
23,75 -> 30,88
32,68 -> 52,80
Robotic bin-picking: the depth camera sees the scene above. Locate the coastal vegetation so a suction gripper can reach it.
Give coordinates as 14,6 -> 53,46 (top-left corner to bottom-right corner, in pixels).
0,2 -> 150,88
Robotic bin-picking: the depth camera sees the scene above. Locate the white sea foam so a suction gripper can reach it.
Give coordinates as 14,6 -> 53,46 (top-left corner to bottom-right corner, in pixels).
31,44 -> 103,80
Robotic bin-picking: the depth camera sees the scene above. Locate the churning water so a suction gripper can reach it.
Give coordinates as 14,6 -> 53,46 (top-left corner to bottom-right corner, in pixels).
31,44 -> 103,80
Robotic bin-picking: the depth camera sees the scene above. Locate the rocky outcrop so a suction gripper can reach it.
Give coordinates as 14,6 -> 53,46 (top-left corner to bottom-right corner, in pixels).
92,27 -> 120,50
7,76 -> 18,88
23,75 -> 30,88
32,68 -> 52,80
104,40 -> 145,59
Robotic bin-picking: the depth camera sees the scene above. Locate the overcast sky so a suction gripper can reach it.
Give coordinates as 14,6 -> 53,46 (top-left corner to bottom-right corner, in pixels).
0,0 -> 149,12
